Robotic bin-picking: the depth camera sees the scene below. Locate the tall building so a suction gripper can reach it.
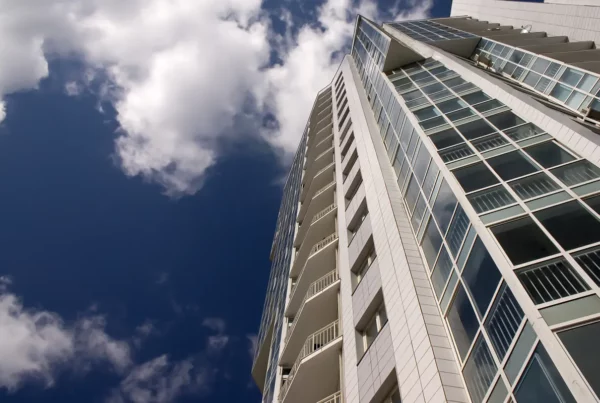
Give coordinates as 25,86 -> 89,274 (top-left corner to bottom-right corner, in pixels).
252,1 -> 600,402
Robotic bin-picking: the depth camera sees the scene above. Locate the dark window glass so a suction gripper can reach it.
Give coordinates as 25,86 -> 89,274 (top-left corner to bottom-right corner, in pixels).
436,98 -> 468,113
456,119 -> 496,140
422,82 -> 446,95
432,180 -> 457,235
413,145 -> 431,184
504,123 -> 544,142
474,99 -> 504,113
446,206 -> 470,258
454,162 -> 499,193
515,345 -> 576,403
462,238 -> 502,316
486,111 -> 525,131
431,246 -> 453,297
430,128 -> 464,149
422,162 -> 439,199
447,284 -> 479,359
584,194 -> 600,215
405,175 -> 420,213
534,201 -> 600,250
524,142 -> 575,168
558,321 -> 600,398
401,89 -> 423,101
487,151 -> 539,180
491,217 -> 558,265
414,106 -> 441,121
509,172 -> 560,200
461,90 -> 490,105
422,217 -> 443,269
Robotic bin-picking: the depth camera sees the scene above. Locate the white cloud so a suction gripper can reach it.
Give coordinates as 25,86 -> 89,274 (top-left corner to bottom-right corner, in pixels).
0,0 -> 429,196
202,318 -> 229,354
107,355 -> 213,403
246,334 -> 258,359
0,292 -> 131,392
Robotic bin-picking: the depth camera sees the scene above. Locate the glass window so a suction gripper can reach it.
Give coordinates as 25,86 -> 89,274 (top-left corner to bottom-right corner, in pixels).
474,99 -> 504,113
405,175 -> 420,213
550,83 -> 572,103
444,77 -> 466,88
431,246 -> 453,297
436,98 -> 468,113
558,321 -> 600,398
491,217 -> 558,265
413,145 -> 431,184
447,108 -> 476,122
559,67 -> 584,87
429,128 -> 464,149
454,162 -> 499,193
447,284 -> 479,359
509,172 -> 560,200
446,206 -> 470,258
504,123 -> 544,141
461,90 -> 490,105
551,160 -> 600,187
487,151 -> 539,180
421,82 -> 446,95
422,162 -> 439,199
431,180 -> 457,234
422,216 -> 443,269
524,142 -> 575,168
456,119 -> 496,140
414,106 -> 441,121
485,285 -> 524,360
412,193 -> 427,232
515,345 -> 576,403
534,201 -> 600,250
463,336 -> 497,403
486,111 -> 525,131
462,238 -> 502,316
401,89 -> 423,101
518,259 -> 589,304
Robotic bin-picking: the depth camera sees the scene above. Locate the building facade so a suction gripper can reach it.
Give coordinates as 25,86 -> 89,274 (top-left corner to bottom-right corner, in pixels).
253,2 -> 600,403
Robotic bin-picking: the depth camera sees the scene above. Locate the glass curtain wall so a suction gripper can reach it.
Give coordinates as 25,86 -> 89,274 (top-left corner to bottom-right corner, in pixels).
352,19 -> 600,401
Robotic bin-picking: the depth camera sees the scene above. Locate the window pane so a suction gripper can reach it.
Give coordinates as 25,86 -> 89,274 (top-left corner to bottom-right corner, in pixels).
413,145 -> 431,184
432,180 -> 457,234
456,119 -> 496,140
467,185 -> 515,213
430,128 -> 463,149
504,123 -> 544,142
558,321 -> 600,398
474,99 -> 504,113
485,285 -> 524,360
515,345 -> 576,403
462,238 -> 502,316
487,151 -> 538,180
422,217 -> 443,269
534,201 -> 600,250
414,106 -> 441,121
559,67 -> 584,87
509,172 -> 560,200
486,113 -> 525,133
461,90 -> 490,105
446,206 -> 470,258
422,162 -> 439,199
491,217 -> 558,265
432,246 -> 453,297
463,336 -> 497,403
454,162 -> 499,193
550,83 -> 572,102
447,284 -> 479,359
551,160 -> 600,186
436,98 -> 468,113
517,259 -> 589,304
405,175 -> 420,213
524,142 -> 575,168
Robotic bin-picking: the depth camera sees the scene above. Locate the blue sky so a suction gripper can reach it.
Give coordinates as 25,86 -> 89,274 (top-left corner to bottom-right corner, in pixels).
0,0 -> 450,402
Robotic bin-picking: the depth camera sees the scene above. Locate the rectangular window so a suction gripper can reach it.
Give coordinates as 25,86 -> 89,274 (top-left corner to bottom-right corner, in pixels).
462,238 -> 502,316
485,284 -> 524,360
359,303 -> 388,355
447,283 -> 479,359
491,217 -> 558,265
463,336 -> 497,403
517,259 -> 589,304
558,321 -> 600,399
534,201 -> 600,251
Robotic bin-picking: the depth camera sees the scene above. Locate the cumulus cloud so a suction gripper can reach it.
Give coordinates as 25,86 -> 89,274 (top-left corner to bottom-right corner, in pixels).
107,355 -> 213,403
202,318 -> 229,354
0,292 -> 131,391
0,0 -> 429,196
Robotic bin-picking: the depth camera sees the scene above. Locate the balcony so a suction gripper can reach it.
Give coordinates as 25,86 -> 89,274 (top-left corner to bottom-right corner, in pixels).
300,162 -> 335,204
294,201 -> 337,248
308,122 -> 333,149
317,391 -> 342,403
290,232 -> 338,278
279,321 -> 343,403
297,180 -> 335,225
312,134 -> 334,160
303,148 -> 334,186
281,269 -> 340,365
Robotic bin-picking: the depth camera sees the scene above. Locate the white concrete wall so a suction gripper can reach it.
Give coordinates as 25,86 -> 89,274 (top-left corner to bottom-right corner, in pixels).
450,0 -> 600,44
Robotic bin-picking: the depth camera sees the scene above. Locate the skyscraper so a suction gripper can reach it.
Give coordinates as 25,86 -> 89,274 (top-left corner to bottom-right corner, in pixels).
253,2 -> 600,402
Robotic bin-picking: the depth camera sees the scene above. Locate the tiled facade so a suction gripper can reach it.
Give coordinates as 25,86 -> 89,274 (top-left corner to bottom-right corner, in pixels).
253,3 -> 600,403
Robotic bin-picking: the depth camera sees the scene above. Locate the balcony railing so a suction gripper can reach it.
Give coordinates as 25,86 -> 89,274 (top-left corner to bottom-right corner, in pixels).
279,320 -> 341,402
286,269 -> 339,344
317,391 -> 342,403
312,180 -> 336,201
311,203 -> 337,225
310,233 -> 338,256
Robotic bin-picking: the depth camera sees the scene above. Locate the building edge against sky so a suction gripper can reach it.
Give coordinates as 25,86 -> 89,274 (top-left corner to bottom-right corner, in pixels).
253,1 -> 600,403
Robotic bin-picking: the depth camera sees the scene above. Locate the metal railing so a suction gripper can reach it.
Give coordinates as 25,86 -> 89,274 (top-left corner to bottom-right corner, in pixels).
314,162 -> 335,180
311,203 -> 337,225
312,180 -> 336,201
315,133 -> 334,150
280,320 -> 341,402
317,391 -> 342,403
301,162 -> 335,201
286,269 -> 339,344
310,233 -> 338,257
